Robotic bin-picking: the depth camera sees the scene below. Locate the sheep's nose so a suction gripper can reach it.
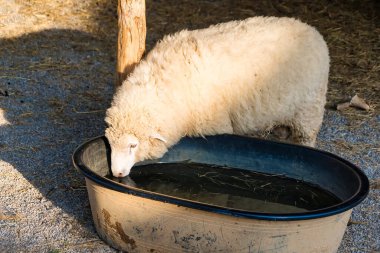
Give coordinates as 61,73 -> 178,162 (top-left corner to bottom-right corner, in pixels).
118,172 -> 123,177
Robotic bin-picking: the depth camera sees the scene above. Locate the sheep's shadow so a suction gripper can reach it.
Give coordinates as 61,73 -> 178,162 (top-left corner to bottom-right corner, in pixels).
0,29 -> 116,234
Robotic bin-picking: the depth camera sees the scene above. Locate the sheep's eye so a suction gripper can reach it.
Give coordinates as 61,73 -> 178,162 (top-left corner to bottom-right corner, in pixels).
130,144 -> 137,149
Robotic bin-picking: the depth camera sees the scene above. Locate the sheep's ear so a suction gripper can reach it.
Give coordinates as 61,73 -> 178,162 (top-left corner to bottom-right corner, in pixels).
150,133 -> 167,143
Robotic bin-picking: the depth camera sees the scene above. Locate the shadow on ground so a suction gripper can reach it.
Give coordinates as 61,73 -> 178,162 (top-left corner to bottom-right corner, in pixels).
0,29 -> 116,236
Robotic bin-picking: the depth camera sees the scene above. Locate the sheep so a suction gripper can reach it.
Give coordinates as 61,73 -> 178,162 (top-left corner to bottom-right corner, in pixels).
105,16 -> 329,177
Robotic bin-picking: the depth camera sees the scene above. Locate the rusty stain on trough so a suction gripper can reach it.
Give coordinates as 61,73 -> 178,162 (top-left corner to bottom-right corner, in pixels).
102,208 -> 137,249
116,221 -> 137,249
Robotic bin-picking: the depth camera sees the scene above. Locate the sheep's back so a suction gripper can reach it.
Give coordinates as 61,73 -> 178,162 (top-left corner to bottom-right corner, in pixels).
129,16 -> 329,135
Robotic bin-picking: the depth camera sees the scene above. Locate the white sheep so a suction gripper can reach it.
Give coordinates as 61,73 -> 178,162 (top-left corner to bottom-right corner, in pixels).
105,16 -> 329,177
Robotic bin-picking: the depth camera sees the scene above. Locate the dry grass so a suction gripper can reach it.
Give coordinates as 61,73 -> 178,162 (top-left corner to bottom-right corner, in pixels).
0,212 -> 22,221
1,1 -> 378,119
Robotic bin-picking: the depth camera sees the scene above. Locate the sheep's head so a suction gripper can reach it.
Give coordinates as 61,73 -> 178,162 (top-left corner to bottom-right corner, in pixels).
105,112 -> 168,177
105,83 -> 173,177
105,131 -> 167,177
106,133 -> 139,177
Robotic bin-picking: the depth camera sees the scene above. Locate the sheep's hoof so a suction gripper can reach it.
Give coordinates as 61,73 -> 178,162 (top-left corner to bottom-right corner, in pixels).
272,126 -> 291,140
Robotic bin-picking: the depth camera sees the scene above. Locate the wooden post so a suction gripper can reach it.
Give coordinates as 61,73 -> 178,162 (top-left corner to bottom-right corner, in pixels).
116,0 -> 146,87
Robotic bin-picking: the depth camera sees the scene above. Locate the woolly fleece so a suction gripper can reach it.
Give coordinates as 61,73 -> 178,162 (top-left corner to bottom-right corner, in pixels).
105,16 -> 329,173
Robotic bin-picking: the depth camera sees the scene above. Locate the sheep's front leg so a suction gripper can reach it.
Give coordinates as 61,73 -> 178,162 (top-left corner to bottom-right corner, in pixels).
290,112 -> 324,148
290,126 -> 318,147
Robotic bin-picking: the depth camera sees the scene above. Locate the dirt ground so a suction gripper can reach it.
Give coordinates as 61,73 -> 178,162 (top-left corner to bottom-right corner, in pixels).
0,0 -> 379,252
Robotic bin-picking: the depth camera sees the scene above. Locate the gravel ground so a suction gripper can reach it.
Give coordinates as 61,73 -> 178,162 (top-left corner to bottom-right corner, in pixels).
0,0 -> 379,252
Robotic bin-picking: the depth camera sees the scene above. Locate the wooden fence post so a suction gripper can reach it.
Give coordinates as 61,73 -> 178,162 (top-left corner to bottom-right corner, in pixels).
116,0 -> 146,87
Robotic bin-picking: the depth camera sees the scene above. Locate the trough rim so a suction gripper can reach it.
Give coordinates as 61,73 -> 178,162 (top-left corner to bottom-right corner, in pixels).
72,135 -> 369,221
